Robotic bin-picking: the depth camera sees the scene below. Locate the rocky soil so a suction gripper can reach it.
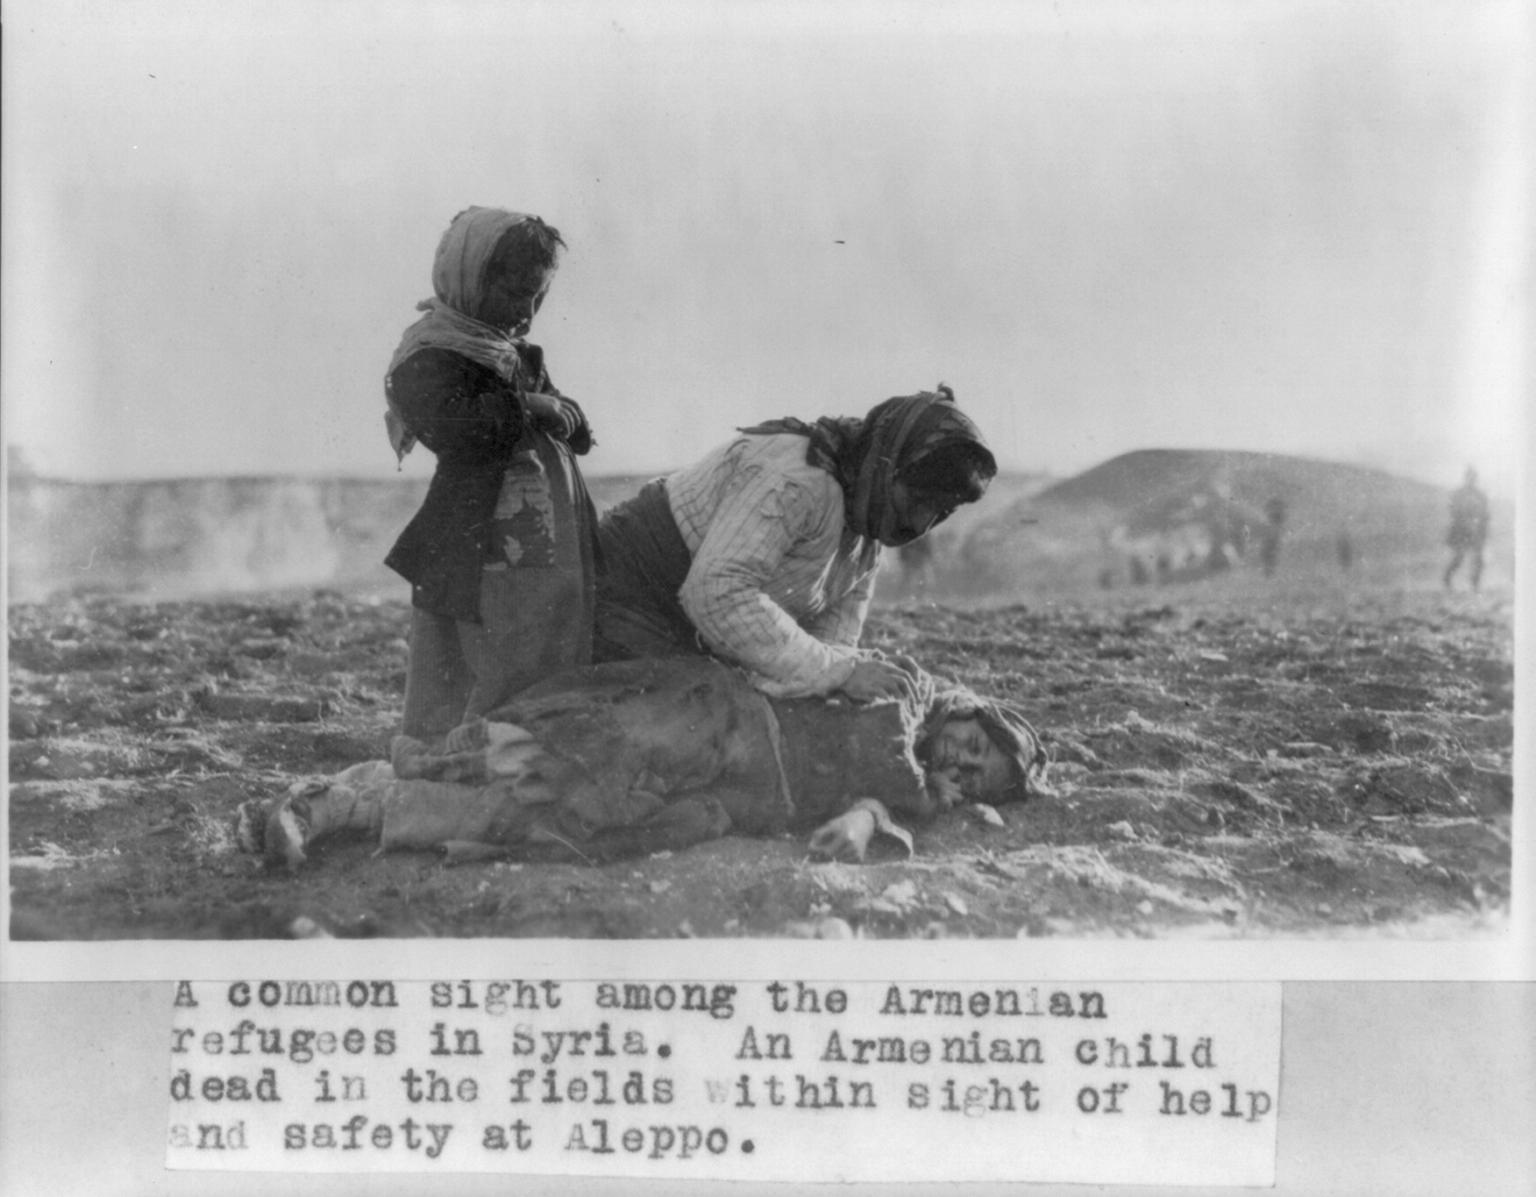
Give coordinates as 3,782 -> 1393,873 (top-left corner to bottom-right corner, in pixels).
7,573 -> 1513,940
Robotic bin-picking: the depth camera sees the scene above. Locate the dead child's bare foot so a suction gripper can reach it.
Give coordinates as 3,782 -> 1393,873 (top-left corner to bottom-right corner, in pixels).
235,782 -> 323,871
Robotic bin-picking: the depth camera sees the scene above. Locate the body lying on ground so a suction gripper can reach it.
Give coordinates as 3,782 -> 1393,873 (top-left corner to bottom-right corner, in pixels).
238,656 -> 1048,868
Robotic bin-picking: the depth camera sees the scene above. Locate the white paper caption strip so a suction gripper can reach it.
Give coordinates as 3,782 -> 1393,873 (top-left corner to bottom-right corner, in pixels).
166,978 -> 1280,1185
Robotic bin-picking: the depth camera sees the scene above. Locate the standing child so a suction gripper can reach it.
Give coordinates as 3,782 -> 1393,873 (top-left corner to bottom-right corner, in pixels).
384,206 -> 599,739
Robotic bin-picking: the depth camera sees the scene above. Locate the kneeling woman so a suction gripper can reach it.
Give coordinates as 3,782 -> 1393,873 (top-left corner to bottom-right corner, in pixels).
240,657 -> 1048,868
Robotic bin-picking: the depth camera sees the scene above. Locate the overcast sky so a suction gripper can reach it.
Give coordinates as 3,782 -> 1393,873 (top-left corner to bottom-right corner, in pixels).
2,0 -> 1528,495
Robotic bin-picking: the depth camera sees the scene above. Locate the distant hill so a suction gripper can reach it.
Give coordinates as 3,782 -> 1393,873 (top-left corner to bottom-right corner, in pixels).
1032,448 -> 1436,521
5,472 -> 662,602
5,455 -> 1508,602
935,448 -> 1509,595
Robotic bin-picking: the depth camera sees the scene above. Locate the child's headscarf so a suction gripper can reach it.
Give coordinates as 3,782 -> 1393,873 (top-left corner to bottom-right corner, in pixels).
384,206 -> 554,462
918,686 -> 1051,803
740,384 -> 997,543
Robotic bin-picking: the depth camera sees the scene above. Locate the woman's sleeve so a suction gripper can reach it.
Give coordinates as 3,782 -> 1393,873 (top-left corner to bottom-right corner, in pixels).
677,471 -> 860,698
801,559 -> 877,648
388,349 -> 525,462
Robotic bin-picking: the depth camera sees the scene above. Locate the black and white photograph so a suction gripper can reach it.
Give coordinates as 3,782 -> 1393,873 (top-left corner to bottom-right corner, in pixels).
2,0 -> 1531,1191
6,0 -> 1522,944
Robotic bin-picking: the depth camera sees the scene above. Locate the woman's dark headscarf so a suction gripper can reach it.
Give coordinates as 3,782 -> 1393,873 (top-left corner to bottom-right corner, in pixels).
741,383 -> 997,543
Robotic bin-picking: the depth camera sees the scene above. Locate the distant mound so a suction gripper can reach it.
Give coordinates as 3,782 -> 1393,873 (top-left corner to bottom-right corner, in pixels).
1033,448 -> 1436,520
6,471 -> 662,602
943,449 -> 1499,595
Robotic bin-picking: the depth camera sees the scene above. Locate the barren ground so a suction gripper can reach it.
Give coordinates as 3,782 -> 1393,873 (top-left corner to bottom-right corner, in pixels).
7,573 -> 1513,940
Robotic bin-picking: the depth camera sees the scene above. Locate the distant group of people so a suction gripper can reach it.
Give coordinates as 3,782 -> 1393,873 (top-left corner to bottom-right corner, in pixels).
241,205 -> 1045,870
1109,486 -> 1288,588
1105,464 -> 1491,593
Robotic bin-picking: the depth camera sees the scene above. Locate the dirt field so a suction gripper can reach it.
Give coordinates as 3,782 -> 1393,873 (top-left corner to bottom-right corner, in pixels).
7,573 -> 1513,940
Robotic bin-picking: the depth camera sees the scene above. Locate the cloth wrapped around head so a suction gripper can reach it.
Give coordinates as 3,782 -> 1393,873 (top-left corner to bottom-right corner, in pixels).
918,686 -> 1051,803
384,206 -> 567,461
740,383 -> 998,543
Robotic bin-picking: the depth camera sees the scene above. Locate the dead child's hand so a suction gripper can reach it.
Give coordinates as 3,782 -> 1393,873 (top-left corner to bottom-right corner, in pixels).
925,771 -> 964,811
808,808 -> 879,862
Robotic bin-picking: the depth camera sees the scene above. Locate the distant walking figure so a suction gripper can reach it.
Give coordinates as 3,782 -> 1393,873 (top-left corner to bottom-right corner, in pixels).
1443,467 -> 1490,591
1258,497 -> 1287,577
1335,532 -> 1355,572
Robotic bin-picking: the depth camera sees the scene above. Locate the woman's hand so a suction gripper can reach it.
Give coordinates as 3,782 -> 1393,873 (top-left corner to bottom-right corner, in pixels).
837,657 -> 919,704
808,807 -> 879,862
